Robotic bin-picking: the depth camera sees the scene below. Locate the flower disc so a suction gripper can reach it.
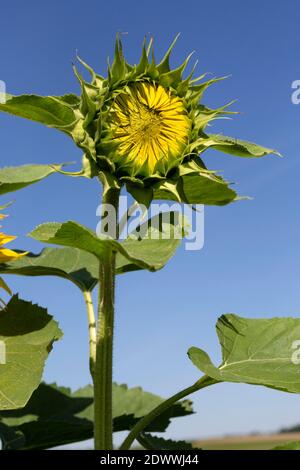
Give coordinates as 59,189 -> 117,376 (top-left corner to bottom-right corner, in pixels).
109,82 -> 190,176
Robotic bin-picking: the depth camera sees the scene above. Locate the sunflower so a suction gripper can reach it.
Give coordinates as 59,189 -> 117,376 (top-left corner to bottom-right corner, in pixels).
0,36 -> 279,207
0,215 -> 27,263
109,82 -> 191,176
54,36 -> 275,206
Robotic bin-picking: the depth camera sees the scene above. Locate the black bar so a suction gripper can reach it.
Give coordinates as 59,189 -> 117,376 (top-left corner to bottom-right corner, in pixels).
0,450 -> 299,466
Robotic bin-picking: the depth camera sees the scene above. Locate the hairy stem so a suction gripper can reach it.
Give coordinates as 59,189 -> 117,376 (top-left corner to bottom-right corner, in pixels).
83,291 -> 96,377
93,187 -> 120,450
119,375 -> 218,450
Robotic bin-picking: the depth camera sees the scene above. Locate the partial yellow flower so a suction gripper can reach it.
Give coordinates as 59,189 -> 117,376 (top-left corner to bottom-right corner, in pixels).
109,82 -> 191,176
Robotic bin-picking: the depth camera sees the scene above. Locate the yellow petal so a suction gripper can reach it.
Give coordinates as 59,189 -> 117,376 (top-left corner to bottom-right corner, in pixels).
0,248 -> 28,263
110,81 -> 190,176
0,232 -> 17,245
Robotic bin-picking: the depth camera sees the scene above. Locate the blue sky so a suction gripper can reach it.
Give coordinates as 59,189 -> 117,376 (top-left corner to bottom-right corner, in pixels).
1,0 -> 300,442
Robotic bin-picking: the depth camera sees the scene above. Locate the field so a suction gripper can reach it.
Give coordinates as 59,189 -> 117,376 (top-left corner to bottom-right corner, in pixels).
194,433 -> 300,450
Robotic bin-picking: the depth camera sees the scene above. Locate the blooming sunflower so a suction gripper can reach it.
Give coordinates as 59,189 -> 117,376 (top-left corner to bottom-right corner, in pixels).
108,81 -> 191,177
0,35 -> 279,206
61,35 -> 277,205
77,36 -> 232,187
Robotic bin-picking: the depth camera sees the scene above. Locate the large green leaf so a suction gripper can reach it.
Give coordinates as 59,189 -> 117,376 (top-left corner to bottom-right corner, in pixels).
0,95 -> 76,129
206,134 -> 281,158
0,383 -> 193,449
0,383 -> 92,450
0,214 -> 186,292
0,164 -> 64,195
0,247 -> 143,291
0,423 -> 25,450
188,314 -> 300,393
120,212 -> 187,270
74,383 -> 193,433
0,248 -> 99,292
29,213 -> 186,273
137,433 -> 195,450
0,296 -> 62,411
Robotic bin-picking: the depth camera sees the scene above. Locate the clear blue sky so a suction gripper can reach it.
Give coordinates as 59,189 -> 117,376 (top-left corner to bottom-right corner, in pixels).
1,0 -> 300,442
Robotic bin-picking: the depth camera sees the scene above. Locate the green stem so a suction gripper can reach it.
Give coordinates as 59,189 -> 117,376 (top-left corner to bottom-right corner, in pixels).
83,291 -> 96,377
119,375 -> 218,450
93,187 -> 120,450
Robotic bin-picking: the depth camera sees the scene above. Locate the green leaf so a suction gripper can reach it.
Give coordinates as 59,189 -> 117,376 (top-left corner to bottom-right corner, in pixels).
29,213 -> 186,273
180,171 -> 237,205
116,254 -> 143,275
0,383 -> 193,449
0,383 -> 93,450
273,441 -> 300,450
0,247 -> 99,292
188,314 -> 300,393
154,161 -> 238,205
111,383 -> 193,433
1,214 -> 186,291
207,134 -> 281,158
52,94 -> 80,107
0,95 -> 76,129
0,422 -> 25,450
0,164 -> 64,195
0,247 -> 150,291
0,296 -> 62,411
137,434 -> 195,450
121,212 -> 188,271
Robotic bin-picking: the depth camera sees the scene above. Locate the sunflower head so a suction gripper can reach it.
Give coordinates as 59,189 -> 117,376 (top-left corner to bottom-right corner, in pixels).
69,37 -> 231,184
108,81 -> 190,176
58,35 -> 277,205
0,36 -> 279,207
